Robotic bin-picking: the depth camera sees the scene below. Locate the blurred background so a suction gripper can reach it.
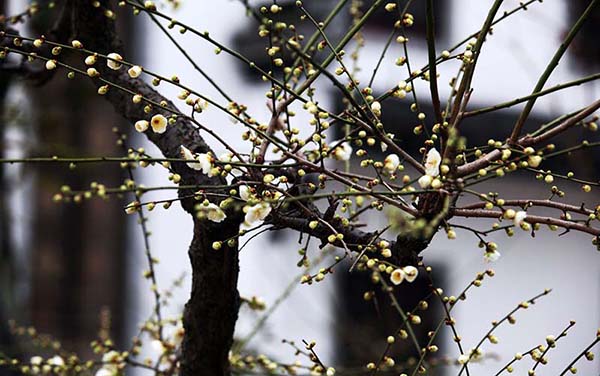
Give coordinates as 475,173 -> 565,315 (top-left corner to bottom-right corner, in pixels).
1,0 -> 600,374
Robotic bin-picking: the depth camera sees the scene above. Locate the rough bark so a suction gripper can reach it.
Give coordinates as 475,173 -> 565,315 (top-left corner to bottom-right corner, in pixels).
182,218 -> 240,375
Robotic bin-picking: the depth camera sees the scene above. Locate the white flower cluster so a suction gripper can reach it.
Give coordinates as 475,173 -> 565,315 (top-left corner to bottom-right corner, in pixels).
390,265 -> 419,285
95,351 -> 124,376
196,200 -> 227,223
239,185 -> 273,227
135,114 -> 169,134
418,148 -> 442,189
330,141 -> 352,161
484,250 -> 501,262
29,355 -> 65,373
383,154 -> 400,174
179,145 -> 217,177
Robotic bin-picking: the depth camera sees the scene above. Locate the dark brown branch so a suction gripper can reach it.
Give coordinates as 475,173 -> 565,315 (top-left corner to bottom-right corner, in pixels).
452,208 -> 600,236
458,199 -> 595,215
425,0 -> 442,125
456,99 -> 600,177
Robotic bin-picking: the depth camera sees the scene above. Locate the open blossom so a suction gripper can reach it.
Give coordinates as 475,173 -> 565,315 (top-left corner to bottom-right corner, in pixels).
30,356 -> 43,366
484,250 -> 501,262
134,120 -> 149,133
390,268 -> 405,285
48,356 -> 65,367
128,65 -> 142,78
418,174 -> 433,188
514,211 -> 527,227
371,101 -> 382,116
102,351 -> 120,364
173,325 -> 185,346
178,147 -> 215,176
219,152 -> 245,178
330,141 -> 352,161
218,152 -> 232,163
383,154 -> 400,173
381,133 -> 395,152
197,202 -> 226,222
95,368 -> 115,376
239,185 -> 253,201
106,52 -> 123,70
96,350 -> 122,376
125,201 -> 140,214
244,202 -> 272,226
197,153 -> 216,176
425,148 -> 441,176
403,266 -> 418,282
180,145 -> 203,170
150,114 -> 168,133
151,339 -> 166,354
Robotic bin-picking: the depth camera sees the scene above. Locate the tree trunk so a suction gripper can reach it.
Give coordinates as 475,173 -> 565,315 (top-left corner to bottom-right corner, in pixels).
182,218 -> 240,376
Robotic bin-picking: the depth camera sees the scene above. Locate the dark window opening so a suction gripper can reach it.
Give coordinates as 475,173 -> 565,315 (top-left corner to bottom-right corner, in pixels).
363,0 -> 449,41
232,0 -> 349,81
334,263 -> 447,374
568,0 -> 600,69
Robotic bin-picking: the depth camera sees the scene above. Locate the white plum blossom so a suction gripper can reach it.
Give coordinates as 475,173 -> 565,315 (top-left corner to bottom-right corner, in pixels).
134,120 -> 149,133
417,148 -> 442,189
197,153 -> 216,177
96,350 -> 121,376
418,174 -> 433,188
383,154 -> 400,173
95,368 -> 114,376
106,53 -> 123,70
371,101 -> 382,116
150,114 -> 168,134
244,202 -> 272,226
381,133 -> 395,152
30,356 -> 43,366
219,152 -> 245,178
180,145 -> 203,170
177,148 -> 216,176
239,185 -> 253,201
330,141 -> 352,161
514,211 -> 527,227
173,325 -> 185,346
102,351 -> 120,364
197,202 -> 226,223
390,268 -> 405,285
128,65 -> 142,78
425,148 -> 441,177
218,152 -> 233,163
48,356 -> 65,367
484,250 -> 501,262
151,339 -> 166,354
125,201 -> 140,215
403,265 -> 418,282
